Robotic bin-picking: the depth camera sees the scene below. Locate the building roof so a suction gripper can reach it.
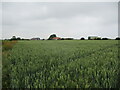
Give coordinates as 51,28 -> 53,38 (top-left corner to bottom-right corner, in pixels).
52,37 -> 61,40
31,38 -> 40,40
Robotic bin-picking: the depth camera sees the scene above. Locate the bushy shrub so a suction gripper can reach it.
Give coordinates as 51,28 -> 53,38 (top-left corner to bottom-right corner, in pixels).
115,37 -> 120,40
102,38 -> 109,40
80,38 -> 85,40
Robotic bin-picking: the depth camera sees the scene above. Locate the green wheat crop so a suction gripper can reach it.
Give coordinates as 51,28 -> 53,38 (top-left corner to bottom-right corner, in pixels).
2,40 -> 120,88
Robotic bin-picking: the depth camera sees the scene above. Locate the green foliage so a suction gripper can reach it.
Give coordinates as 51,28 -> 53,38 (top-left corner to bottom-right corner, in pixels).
102,38 -> 109,40
11,36 -> 16,40
80,37 -> 85,40
2,40 -> 17,88
10,36 -> 22,41
115,37 -> 120,40
48,34 -> 57,40
88,36 -> 101,40
2,40 -> 119,88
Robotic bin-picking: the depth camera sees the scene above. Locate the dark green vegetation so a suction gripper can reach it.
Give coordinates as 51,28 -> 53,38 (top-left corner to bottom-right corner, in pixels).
0,40 -> 2,89
2,41 -> 17,88
2,40 -> 120,88
48,34 -> 57,40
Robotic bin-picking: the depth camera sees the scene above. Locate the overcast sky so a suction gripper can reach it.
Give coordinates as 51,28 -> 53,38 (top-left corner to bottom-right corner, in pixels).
2,2 -> 118,39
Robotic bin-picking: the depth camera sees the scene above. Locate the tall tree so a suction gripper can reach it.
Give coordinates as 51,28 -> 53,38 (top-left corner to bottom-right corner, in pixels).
10,36 -> 17,40
48,34 -> 57,40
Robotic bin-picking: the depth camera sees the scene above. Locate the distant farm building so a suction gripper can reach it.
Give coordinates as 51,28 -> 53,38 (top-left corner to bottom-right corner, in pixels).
52,37 -> 61,40
31,38 -> 40,40
88,36 -> 101,40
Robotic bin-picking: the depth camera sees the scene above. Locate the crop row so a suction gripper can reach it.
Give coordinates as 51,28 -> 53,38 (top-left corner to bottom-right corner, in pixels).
2,40 -> 119,88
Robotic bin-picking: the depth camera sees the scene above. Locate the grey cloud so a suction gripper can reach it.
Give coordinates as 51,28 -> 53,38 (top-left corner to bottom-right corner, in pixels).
0,3 -> 2,39
2,2 -> 118,39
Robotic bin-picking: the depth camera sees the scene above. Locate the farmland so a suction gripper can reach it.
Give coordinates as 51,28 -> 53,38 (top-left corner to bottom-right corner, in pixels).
2,40 -> 120,88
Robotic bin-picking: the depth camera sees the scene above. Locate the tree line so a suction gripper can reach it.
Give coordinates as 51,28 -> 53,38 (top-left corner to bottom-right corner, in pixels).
4,35 -> 120,41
